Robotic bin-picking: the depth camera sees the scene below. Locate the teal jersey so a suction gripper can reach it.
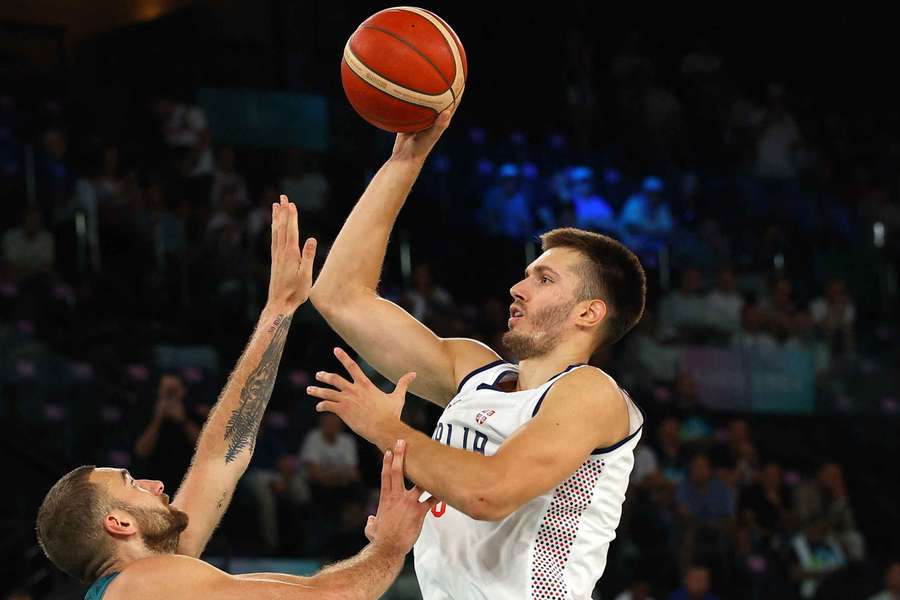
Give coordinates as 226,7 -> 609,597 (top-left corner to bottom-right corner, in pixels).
85,573 -> 119,600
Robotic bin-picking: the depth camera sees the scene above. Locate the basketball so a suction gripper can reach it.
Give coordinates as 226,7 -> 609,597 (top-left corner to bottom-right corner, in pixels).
341,7 -> 467,133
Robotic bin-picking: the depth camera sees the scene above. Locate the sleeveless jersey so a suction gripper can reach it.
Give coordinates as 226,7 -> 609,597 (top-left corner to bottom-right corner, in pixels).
85,573 -> 119,600
413,361 -> 644,599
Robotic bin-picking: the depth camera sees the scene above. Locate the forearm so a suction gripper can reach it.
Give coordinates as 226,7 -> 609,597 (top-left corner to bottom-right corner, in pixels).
134,417 -> 163,459
192,302 -> 294,474
312,158 -> 423,302
307,544 -> 404,600
373,422 -> 502,519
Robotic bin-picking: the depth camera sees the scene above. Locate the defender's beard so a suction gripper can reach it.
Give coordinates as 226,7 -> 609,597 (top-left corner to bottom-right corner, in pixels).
132,505 -> 190,554
502,299 -> 576,360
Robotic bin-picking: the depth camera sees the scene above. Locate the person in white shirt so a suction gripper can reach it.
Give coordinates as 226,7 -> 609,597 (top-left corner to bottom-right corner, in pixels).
705,266 -> 744,337
659,267 -> 708,340
809,277 -> 856,359
754,84 -> 801,180
2,205 -> 54,278
868,561 -> 900,600
300,413 -> 362,514
620,176 -> 674,264
149,96 -> 214,177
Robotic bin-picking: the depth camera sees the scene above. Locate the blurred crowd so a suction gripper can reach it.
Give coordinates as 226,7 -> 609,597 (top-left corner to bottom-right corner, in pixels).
3,26 -> 900,600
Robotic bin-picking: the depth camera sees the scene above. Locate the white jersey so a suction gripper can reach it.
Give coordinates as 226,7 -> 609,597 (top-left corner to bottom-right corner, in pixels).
414,360 -> 644,600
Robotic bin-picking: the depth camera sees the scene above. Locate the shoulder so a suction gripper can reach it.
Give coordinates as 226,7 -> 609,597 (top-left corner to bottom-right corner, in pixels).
548,366 -> 620,402
107,555 -> 223,599
539,367 -> 628,432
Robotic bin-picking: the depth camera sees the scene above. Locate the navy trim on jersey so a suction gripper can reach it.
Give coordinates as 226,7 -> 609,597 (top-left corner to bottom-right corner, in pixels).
456,360 -> 508,394
591,391 -> 647,454
476,370 -> 519,392
591,424 -> 643,455
529,364 -> 586,416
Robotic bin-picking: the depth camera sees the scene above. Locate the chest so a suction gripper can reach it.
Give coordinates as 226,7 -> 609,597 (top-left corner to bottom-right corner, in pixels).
431,385 -> 547,456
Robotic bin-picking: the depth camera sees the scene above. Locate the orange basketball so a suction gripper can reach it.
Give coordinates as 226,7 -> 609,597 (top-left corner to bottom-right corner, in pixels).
341,7 -> 467,133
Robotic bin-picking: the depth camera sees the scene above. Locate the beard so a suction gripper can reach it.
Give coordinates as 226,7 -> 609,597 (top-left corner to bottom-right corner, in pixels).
131,505 -> 190,554
502,298 -> 576,360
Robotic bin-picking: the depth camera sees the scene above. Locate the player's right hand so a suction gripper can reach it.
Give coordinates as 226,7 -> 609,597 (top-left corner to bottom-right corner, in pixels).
368,439 -> 437,556
390,95 -> 461,164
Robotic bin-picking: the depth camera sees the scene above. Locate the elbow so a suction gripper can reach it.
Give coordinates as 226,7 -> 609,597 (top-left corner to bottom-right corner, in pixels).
459,487 -> 516,522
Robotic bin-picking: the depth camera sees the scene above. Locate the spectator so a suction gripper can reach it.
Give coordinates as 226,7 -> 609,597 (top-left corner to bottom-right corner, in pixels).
149,95 -> 214,177
667,565 -> 719,600
677,453 -> 735,524
705,266 -> 744,336
620,176 -> 675,265
280,151 -> 330,215
36,128 -> 73,222
615,580 -> 655,600
790,517 -> 848,599
658,268 -> 707,341
300,412 -> 363,516
567,166 -> 617,233
761,275 -> 802,342
2,205 -> 54,278
243,416 -> 310,553
794,462 -> 866,562
210,145 -> 249,209
733,300 -> 778,354
740,461 -> 793,539
631,440 -> 660,487
868,561 -> 900,600
754,83 -> 801,180
809,277 -> 856,359
657,417 -> 687,484
477,163 -> 532,239
401,263 -> 455,325
133,373 -> 202,493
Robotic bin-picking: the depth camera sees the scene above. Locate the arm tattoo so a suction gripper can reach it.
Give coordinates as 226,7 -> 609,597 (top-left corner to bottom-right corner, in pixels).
216,490 -> 228,510
223,314 -> 292,463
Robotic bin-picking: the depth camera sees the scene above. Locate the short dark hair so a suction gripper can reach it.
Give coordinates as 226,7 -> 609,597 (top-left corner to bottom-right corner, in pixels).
540,228 -> 646,348
36,465 -> 112,583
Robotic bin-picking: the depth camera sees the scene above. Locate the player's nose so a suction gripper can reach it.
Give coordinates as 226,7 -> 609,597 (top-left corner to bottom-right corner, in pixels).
509,279 -> 528,302
137,479 -> 165,495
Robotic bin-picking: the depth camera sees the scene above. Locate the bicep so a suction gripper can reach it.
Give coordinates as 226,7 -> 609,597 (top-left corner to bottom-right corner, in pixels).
491,374 -> 628,511
316,294 -> 498,405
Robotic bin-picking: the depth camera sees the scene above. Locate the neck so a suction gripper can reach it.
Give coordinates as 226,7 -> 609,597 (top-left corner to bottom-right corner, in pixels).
516,344 -> 590,390
97,544 -> 154,580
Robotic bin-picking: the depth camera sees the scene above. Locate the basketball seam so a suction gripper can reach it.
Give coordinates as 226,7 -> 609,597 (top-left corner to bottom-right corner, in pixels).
345,44 -> 447,102
394,6 -> 465,101
358,23 -> 454,96
344,62 -> 438,123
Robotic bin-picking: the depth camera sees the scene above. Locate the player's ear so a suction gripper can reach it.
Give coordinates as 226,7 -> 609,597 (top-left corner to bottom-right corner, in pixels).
577,298 -> 606,328
104,509 -> 139,538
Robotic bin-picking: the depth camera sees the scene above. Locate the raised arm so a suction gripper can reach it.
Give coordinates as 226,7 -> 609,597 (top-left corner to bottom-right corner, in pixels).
310,109 -> 498,406
171,196 -> 316,558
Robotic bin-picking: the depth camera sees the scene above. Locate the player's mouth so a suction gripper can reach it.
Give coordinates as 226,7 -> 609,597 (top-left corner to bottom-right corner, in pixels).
508,304 -> 525,327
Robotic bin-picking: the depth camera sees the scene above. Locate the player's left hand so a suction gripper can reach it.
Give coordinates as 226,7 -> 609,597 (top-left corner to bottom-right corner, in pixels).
268,194 -> 317,312
307,347 -> 416,444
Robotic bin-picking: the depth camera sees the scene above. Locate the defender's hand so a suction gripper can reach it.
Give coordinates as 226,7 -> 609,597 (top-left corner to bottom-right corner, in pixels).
367,440 -> 436,555
268,195 -> 317,312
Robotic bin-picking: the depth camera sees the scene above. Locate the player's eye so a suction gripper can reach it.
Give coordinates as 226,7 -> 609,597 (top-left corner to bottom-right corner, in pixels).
541,276 -> 552,284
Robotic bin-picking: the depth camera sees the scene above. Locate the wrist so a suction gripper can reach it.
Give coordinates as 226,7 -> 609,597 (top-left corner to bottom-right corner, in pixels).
263,300 -> 295,317
369,541 -> 407,568
373,418 -> 407,453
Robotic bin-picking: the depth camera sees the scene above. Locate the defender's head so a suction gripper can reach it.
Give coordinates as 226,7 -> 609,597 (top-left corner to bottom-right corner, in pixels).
503,228 -> 646,361
36,466 -> 189,583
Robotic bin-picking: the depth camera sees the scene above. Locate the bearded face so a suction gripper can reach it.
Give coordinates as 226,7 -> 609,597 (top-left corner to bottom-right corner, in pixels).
129,505 -> 189,554
502,298 -> 577,360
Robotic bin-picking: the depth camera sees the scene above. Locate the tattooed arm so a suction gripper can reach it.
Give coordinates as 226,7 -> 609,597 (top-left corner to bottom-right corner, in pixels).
172,196 -> 317,558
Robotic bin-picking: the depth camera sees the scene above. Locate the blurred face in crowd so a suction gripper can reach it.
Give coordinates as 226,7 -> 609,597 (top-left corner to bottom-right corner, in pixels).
675,371 -> 697,402
728,419 -> 749,446
684,566 -> 711,597
217,146 -> 236,172
412,264 -> 432,293
320,412 -> 344,438
689,455 -> 712,485
760,463 -> 782,489
91,468 -> 189,554
158,375 -> 186,403
718,268 -> 736,293
741,303 -> 764,333
503,247 -> 597,360
818,462 -> 844,490
629,581 -> 651,600
826,278 -> 847,304
43,129 -> 67,160
885,562 -> 900,592
679,269 -> 701,294
772,277 -> 792,308
658,417 -> 680,448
